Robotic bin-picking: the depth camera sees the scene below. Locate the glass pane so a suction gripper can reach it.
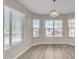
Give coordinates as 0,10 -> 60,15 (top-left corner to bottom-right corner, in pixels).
46,28 -> 53,37
4,7 -> 10,35
12,10 -> 24,46
69,29 -> 75,37
69,19 -> 75,24
33,28 -> 39,37
4,35 -> 9,50
54,29 -> 62,37
33,19 -> 40,28
69,23 -> 75,28
68,19 -> 75,28
4,6 -> 10,50
54,20 -> 63,28
45,20 -> 53,28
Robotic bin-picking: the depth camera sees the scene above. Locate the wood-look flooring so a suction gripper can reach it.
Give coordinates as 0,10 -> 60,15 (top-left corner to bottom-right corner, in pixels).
17,44 -> 75,59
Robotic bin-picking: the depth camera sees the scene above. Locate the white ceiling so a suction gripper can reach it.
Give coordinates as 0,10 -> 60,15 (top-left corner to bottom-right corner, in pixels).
17,0 -> 75,14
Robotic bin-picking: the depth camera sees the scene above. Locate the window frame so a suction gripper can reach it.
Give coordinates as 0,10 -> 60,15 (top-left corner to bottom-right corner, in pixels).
53,20 -> 63,37
45,20 -> 54,37
32,19 -> 40,38
45,19 -> 63,38
4,6 -> 24,50
68,19 -> 75,38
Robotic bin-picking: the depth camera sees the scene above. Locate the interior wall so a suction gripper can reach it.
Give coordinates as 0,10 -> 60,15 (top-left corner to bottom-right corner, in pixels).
4,0 -> 32,59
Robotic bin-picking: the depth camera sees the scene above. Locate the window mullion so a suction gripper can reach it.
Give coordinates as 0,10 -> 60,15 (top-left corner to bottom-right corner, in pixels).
53,20 -> 54,37
9,11 -> 12,47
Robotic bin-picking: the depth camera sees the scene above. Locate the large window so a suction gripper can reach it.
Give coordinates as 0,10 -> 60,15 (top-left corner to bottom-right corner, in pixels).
12,10 -> 24,46
4,6 -> 10,49
32,19 -> 40,37
45,20 -> 53,37
68,19 -> 75,37
45,20 -> 63,37
4,6 -> 25,50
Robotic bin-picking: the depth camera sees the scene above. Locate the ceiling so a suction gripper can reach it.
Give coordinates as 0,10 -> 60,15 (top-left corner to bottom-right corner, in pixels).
17,0 -> 75,14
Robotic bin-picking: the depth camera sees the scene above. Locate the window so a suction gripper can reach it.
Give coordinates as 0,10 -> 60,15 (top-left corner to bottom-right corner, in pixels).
45,20 -> 63,37
4,6 -> 25,50
68,19 -> 75,37
54,20 -> 63,37
4,6 -> 10,49
32,19 -> 40,37
12,11 -> 24,46
45,20 -> 53,37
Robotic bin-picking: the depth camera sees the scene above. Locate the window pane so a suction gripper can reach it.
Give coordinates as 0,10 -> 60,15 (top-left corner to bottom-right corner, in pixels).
45,20 -> 53,28
69,23 -> 75,28
12,10 -> 24,46
69,19 -> 75,24
4,6 -> 10,50
46,28 -> 53,37
33,19 -> 40,28
33,19 -> 40,37
33,28 -> 39,37
68,20 -> 75,28
54,20 -> 63,28
69,29 -> 75,37
54,29 -> 62,37
68,19 -> 75,38
68,19 -> 75,28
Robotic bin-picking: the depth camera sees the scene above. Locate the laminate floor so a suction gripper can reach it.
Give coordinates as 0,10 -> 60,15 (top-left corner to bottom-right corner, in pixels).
17,44 -> 75,59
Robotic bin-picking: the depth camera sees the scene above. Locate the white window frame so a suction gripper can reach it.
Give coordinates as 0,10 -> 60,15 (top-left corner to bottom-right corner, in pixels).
32,19 -> 40,38
4,6 -> 24,50
45,19 -> 63,37
68,19 -> 75,38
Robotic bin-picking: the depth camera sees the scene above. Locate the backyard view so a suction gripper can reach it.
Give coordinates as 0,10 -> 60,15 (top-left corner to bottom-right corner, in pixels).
4,6 -> 24,50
